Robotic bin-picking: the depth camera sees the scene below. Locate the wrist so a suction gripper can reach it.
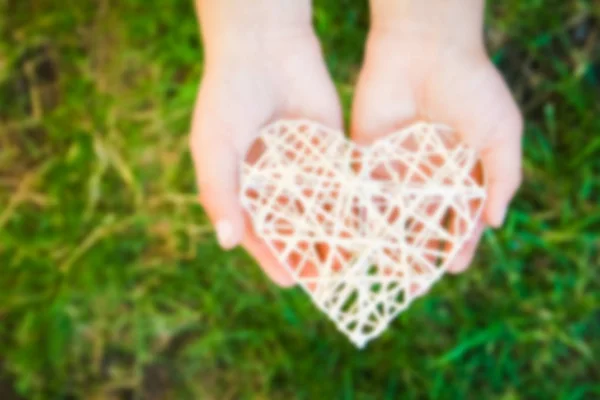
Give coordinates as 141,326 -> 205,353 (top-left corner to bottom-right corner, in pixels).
369,0 -> 485,53
197,0 -> 314,61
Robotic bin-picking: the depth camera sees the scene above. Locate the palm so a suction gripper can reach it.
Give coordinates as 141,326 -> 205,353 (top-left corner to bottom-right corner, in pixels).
190,32 -> 341,286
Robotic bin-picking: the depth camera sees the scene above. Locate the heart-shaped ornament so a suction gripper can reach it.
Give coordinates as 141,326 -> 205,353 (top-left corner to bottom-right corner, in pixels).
240,120 -> 486,348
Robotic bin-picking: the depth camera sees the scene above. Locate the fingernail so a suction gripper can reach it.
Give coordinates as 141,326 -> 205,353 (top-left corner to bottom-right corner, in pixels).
216,220 -> 236,249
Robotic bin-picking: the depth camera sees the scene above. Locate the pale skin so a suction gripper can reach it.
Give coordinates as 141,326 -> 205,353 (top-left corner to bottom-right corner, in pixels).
191,0 -> 523,286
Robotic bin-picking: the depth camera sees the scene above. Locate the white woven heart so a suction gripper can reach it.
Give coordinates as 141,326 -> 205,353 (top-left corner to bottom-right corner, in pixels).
240,120 -> 486,348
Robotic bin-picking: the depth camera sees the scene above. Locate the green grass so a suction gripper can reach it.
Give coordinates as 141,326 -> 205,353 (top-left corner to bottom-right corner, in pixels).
1,0 -> 599,398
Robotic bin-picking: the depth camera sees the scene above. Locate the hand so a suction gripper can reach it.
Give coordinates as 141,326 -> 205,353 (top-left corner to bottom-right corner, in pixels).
190,1 -> 342,286
352,0 -> 523,273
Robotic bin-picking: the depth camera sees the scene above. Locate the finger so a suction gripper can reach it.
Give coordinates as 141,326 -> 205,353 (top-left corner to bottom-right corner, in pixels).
480,120 -> 523,227
241,136 -> 318,289
190,117 -> 245,250
438,67 -> 523,229
241,230 -> 295,288
192,139 -> 245,250
444,151 -> 486,274
447,221 -> 485,274
191,116 -> 296,288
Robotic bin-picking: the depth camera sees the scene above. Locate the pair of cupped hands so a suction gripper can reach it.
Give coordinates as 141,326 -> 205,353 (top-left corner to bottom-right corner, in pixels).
190,6 -> 523,287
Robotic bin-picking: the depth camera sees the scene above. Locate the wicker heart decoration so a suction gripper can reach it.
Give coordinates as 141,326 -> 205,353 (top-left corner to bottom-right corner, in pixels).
240,120 -> 486,348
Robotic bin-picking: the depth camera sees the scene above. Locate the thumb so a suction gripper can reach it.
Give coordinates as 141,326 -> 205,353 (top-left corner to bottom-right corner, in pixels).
478,112 -> 523,227
190,132 -> 245,250
444,69 -> 523,228
351,65 -> 417,143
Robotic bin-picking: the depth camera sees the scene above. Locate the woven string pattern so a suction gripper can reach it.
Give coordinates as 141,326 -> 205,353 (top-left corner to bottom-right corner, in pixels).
240,120 -> 486,348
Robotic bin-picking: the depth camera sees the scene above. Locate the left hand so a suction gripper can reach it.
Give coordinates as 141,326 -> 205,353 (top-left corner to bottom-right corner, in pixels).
352,4 -> 523,273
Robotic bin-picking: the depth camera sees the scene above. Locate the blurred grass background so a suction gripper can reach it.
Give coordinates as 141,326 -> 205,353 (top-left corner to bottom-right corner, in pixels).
0,0 -> 599,398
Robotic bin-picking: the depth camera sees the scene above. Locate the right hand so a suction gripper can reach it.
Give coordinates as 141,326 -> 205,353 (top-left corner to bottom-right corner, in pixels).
190,28 -> 342,286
